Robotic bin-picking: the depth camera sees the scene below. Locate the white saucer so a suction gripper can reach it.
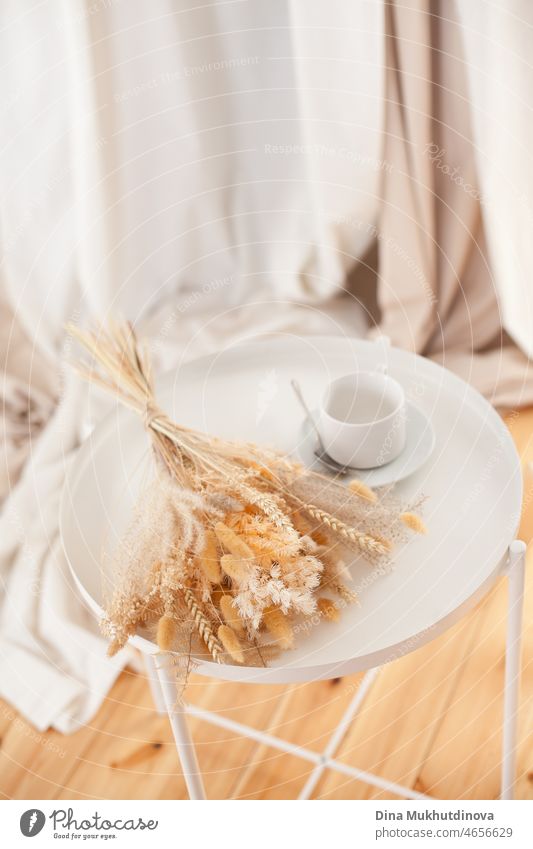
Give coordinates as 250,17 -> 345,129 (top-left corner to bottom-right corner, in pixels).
296,402 -> 436,487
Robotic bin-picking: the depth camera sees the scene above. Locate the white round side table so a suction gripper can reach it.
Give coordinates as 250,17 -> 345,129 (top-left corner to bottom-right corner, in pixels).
60,336 -> 525,800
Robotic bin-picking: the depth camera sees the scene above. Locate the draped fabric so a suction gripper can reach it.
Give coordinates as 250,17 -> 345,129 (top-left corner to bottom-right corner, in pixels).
376,0 -> 533,407
0,0 -> 378,731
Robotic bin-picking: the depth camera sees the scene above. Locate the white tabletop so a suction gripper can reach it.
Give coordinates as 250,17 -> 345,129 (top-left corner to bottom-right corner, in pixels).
61,335 -> 522,683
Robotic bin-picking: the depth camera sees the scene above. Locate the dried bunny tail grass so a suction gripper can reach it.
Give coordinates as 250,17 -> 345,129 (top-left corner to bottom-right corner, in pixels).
302,503 -> 391,556
220,554 -> 253,583
262,605 -> 294,649
197,530 -> 221,583
182,587 -> 223,663
157,614 -> 178,650
218,624 -> 245,663
214,522 -> 254,560
400,512 -> 428,534
348,479 -> 378,503
219,594 -> 245,635
317,597 -> 340,622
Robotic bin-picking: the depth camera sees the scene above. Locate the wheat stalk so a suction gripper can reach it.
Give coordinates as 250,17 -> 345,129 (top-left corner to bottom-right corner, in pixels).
331,581 -> 359,605
182,587 -> 223,663
302,503 -> 391,556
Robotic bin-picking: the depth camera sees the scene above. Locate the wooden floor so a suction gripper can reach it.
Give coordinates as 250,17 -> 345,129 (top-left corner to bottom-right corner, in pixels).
1,411 -> 533,800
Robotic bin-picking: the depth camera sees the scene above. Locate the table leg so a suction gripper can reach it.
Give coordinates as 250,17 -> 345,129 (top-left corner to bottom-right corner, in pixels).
501,540 -> 526,800
144,654 -> 166,715
299,667 -> 379,799
155,656 -> 206,800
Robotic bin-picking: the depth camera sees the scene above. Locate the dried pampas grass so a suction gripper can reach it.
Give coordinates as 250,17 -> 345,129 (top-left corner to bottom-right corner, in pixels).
69,322 -> 426,668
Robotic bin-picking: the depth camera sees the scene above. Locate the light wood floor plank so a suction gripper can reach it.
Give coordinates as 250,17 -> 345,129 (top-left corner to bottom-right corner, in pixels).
314,606 -> 485,799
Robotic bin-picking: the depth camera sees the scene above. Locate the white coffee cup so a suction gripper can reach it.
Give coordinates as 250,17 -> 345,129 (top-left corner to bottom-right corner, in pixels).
318,370 -> 407,469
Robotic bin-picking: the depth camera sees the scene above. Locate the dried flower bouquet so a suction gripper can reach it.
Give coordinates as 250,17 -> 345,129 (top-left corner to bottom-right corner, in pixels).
69,322 -> 426,667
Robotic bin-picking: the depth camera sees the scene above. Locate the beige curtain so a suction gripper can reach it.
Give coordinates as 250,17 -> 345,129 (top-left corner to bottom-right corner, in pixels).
376,0 -> 533,409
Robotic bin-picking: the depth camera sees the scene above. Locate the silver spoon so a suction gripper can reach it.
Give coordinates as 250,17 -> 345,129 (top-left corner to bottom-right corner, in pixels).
290,379 -> 349,476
